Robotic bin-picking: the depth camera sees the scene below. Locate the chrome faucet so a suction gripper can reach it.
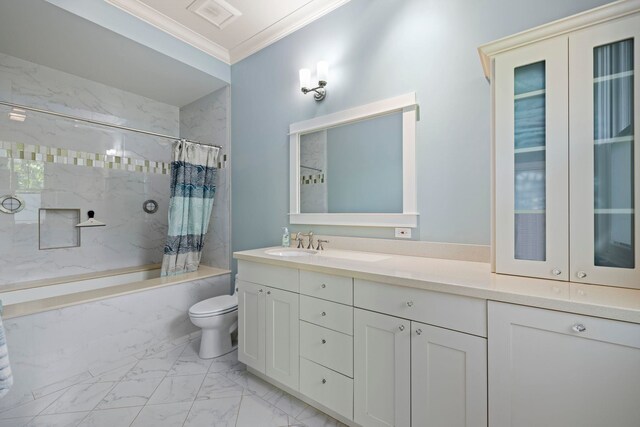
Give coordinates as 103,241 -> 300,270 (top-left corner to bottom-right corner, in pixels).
294,231 -> 314,249
316,239 -> 329,250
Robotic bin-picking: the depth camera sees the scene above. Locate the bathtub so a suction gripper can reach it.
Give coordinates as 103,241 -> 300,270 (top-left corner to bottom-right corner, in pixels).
0,264 -> 231,411
0,264 -> 230,318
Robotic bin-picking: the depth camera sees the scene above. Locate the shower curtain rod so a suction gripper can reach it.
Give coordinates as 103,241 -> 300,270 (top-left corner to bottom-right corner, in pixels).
0,100 -> 222,149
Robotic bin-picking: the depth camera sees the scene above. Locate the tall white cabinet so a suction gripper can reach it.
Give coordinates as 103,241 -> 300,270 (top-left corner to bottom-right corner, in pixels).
487,7 -> 640,288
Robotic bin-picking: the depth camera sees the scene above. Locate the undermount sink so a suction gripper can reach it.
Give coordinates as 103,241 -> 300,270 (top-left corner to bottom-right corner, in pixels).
265,248 -> 317,257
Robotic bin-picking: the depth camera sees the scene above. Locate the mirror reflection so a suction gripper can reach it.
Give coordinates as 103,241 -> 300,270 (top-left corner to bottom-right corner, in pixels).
299,112 -> 403,214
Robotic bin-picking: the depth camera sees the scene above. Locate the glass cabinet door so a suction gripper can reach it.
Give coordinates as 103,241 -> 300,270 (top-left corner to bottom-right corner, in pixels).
494,37 -> 569,280
570,14 -> 640,288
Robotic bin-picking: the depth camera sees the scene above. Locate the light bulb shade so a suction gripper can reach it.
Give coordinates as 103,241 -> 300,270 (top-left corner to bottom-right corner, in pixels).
317,61 -> 328,83
299,68 -> 311,89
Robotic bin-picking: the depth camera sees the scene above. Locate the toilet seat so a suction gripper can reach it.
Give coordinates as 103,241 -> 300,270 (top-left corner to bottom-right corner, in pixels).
189,295 -> 238,318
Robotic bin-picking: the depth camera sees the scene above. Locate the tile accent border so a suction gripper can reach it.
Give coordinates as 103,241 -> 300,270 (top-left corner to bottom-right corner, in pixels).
301,173 -> 325,185
0,141 -> 171,175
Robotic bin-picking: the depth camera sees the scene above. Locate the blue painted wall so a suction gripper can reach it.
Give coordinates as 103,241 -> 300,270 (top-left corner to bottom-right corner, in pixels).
326,112 -> 403,213
46,0 -> 230,83
231,0 -> 614,256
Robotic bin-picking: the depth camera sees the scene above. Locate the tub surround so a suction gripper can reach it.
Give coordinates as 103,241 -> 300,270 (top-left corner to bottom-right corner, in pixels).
234,247 -> 640,323
0,52 -> 176,285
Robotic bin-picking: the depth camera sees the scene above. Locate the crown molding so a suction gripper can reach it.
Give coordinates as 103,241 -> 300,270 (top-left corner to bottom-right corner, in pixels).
229,0 -> 351,64
105,0 -> 351,66
478,0 -> 640,79
105,0 -> 231,64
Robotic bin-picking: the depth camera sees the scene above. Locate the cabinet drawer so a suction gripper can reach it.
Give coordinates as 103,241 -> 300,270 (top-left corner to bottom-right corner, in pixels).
300,321 -> 353,377
300,357 -> 353,420
300,270 -> 353,305
354,279 -> 487,337
300,295 -> 353,335
237,260 -> 298,293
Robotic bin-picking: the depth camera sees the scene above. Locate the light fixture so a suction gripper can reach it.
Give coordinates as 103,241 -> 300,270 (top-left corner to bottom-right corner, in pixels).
8,108 -> 26,122
299,61 -> 329,101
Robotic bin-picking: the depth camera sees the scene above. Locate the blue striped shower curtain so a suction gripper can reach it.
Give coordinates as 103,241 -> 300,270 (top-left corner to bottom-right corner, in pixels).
161,140 -> 219,276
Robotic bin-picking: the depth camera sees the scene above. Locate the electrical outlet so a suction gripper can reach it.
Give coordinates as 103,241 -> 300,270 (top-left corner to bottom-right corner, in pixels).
395,228 -> 411,239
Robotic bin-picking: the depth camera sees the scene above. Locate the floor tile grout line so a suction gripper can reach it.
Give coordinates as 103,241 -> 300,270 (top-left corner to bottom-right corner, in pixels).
179,370 -> 210,427
126,370 -> 170,427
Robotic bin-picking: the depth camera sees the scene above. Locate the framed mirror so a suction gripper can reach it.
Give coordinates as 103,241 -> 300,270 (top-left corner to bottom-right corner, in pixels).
289,93 -> 418,227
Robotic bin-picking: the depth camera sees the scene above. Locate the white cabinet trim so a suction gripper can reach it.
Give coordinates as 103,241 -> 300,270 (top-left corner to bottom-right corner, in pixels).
478,0 -> 640,79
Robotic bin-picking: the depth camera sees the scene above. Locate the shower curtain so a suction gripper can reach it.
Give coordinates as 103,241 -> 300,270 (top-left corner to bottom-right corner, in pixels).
161,140 -> 220,276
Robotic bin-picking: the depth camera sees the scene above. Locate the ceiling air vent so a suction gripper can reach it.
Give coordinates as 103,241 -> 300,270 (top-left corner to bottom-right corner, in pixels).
187,0 -> 242,30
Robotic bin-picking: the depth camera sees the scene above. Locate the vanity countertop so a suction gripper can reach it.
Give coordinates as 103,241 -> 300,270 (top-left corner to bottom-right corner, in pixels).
234,247 -> 640,324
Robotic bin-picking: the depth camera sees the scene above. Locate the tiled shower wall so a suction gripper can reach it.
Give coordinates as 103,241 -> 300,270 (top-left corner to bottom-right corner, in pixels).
0,52 -> 230,286
180,88 -> 231,270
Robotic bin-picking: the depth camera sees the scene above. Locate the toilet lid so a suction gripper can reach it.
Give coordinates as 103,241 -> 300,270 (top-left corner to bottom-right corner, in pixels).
189,294 -> 238,317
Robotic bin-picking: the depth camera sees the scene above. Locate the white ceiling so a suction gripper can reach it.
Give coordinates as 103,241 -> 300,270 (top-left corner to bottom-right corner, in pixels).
106,0 -> 351,64
0,0 -> 228,107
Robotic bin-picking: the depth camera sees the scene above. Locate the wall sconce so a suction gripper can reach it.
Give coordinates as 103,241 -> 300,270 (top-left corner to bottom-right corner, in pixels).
299,61 -> 328,101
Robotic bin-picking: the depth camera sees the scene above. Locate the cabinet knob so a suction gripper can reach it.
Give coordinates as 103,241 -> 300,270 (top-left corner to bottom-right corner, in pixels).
406,301 -> 414,307
572,324 -> 587,333
267,291 -> 271,295
322,378 -> 327,384
415,328 -> 422,335
321,311 -> 326,317
576,271 -> 587,279
551,268 -> 561,276
398,325 -> 405,331
258,289 -> 264,293
321,339 -> 326,344
321,284 -> 326,288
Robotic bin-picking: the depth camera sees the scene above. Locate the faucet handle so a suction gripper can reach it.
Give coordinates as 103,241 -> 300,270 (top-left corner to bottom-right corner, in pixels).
306,231 -> 314,249
316,239 -> 329,250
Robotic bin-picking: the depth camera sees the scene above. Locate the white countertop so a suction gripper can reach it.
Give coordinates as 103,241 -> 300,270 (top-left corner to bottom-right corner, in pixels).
234,247 -> 640,324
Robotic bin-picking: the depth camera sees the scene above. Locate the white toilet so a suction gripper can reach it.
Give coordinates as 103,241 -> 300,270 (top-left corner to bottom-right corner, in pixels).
188,292 -> 238,359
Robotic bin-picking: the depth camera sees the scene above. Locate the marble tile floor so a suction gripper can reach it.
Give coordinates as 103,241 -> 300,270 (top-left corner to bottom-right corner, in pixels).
0,339 -> 347,427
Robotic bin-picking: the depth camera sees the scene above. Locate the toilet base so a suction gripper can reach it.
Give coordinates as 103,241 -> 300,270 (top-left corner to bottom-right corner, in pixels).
199,328 -> 233,359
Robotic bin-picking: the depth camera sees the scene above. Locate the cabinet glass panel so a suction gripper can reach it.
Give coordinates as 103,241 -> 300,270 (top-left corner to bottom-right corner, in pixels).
593,39 -> 635,268
514,61 -> 546,261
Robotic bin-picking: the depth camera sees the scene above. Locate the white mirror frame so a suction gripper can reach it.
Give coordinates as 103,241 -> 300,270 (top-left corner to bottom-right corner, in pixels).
289,92 -> 419,227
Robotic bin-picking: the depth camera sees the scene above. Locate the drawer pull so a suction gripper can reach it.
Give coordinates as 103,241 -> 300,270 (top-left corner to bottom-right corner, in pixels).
267,291 -> 271,295
398,324 -> 405,332
321,339 -> 326,344
322,378 -> 327,384
415,328 -> 422,335
321,311 -> 326,317
576,271 -> 587,279
258,289 -> 264,293
572,324 -> 586,333
406,301 -> 414,307
321,284 -> 326,288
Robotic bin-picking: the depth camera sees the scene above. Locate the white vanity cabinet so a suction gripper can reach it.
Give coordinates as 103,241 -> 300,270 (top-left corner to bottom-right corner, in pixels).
488,301 -> 640,427
489,9 -> 640,288
353,280 -> 488,427
353,308 -> 411,427
237,262 -> 300,391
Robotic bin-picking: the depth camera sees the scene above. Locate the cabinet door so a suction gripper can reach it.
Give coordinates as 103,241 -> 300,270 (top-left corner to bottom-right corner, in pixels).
353,309 -> 410,427
412,323 -> 487,427
570,14 -> 640,288
265,286 -> 299,390
489,301 -> 640,427
494,36 -> 569,280
237,280 -> 265,373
